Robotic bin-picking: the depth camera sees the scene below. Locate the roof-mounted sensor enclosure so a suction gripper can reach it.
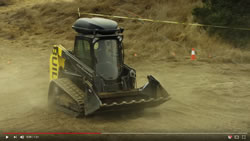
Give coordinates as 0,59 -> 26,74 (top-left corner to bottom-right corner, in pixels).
72,17 -> 123,35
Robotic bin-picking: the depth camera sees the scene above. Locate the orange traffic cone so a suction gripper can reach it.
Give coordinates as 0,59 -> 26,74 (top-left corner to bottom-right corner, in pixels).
191,48 -> 196,60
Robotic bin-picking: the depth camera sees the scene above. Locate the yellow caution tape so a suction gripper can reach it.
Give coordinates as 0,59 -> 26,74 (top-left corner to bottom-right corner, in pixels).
78,8 -> 250,31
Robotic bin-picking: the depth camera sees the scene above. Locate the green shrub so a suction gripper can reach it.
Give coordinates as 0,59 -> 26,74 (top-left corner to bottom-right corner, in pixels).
193,0 -> 250,48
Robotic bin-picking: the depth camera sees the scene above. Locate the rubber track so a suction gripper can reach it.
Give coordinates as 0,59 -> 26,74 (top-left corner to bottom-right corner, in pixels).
52,78 -> 85,114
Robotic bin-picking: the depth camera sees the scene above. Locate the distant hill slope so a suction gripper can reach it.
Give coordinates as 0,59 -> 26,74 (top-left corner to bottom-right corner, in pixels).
1,0 -> 250,63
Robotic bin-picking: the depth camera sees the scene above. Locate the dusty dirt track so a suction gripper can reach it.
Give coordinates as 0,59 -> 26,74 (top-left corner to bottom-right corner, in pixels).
0,0 -> 250,138
1,39 -> 250,133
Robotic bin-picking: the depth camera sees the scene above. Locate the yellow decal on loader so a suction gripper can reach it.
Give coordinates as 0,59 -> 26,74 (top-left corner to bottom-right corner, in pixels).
49,45 -> 65,81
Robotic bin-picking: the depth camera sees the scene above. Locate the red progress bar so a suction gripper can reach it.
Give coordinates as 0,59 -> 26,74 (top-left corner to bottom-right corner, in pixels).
3,132 -> 101,135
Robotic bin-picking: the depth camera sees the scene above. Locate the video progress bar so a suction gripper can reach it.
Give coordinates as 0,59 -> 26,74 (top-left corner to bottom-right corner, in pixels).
101,132 -> 248,135
2,132 -> 248,135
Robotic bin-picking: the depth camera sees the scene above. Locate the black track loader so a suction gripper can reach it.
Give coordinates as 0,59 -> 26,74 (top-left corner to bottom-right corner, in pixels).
48,17 -> 170,116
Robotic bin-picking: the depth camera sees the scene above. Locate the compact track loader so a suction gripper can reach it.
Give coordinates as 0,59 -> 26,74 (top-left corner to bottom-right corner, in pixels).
48,17 -> 170,116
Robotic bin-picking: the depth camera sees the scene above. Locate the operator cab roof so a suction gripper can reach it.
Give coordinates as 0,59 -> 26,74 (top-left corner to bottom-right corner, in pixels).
72,17 -> 123,35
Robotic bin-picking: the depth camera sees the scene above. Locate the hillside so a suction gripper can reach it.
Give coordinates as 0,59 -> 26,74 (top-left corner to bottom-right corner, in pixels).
1,0 -> 249,63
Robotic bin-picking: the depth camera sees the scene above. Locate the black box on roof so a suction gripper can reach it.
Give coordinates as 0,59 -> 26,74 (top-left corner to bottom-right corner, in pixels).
72,17 -> 119,35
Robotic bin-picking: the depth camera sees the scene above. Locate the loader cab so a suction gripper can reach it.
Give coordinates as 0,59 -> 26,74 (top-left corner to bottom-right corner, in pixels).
72,17 -> 124,81
74,34 -> 123,80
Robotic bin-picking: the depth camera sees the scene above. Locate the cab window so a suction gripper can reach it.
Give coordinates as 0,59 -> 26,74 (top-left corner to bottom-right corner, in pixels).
75,39 -> 92,68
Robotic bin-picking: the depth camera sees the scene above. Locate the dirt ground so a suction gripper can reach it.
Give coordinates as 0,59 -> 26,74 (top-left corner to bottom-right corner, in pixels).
0,0 -> 250,137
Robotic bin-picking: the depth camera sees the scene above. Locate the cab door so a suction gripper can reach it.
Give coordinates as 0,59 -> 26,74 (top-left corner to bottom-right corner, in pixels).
74,37 -> 94,69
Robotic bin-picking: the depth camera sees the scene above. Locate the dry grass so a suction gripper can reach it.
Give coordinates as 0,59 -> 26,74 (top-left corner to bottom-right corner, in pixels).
2,0 -> 250,63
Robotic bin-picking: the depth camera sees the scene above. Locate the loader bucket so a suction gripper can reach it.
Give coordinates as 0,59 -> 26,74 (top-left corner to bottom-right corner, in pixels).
84,75 -> 170,116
